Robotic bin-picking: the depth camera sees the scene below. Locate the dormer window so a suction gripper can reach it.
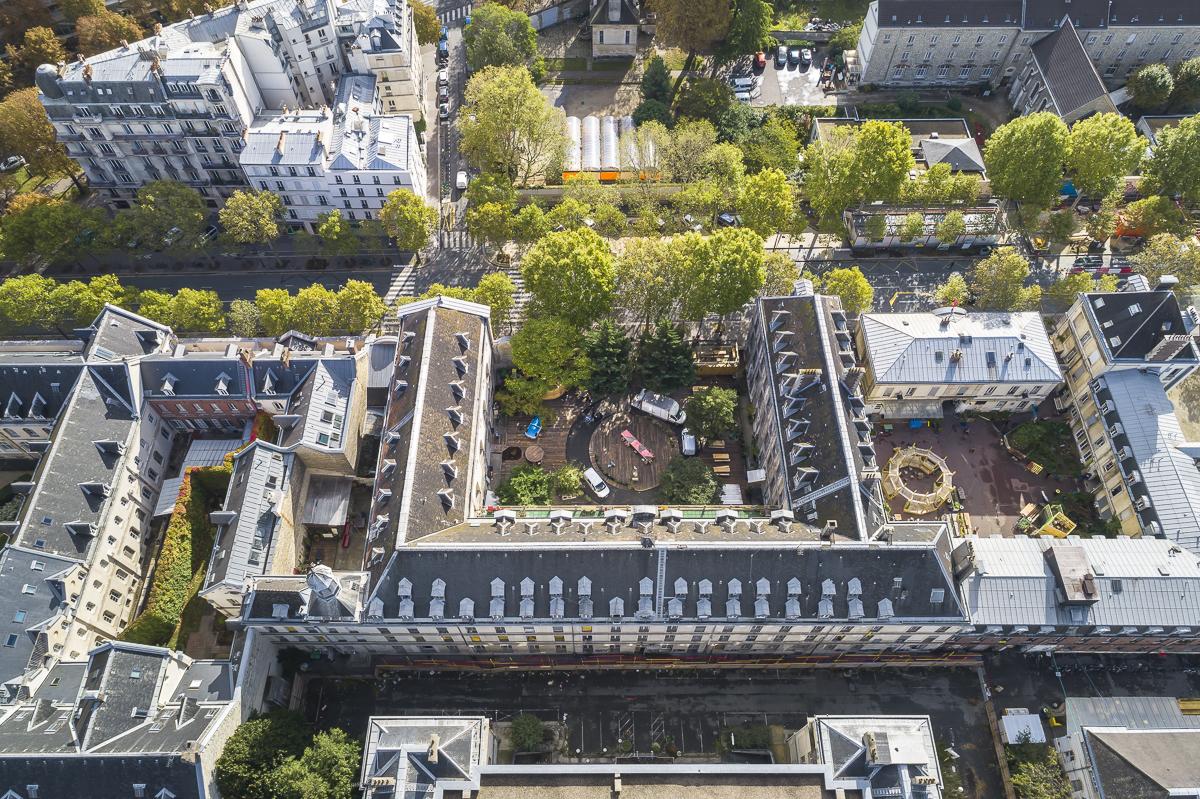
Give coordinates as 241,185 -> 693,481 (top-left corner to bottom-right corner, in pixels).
160,374 -> 177,395
214,372 -> 231,396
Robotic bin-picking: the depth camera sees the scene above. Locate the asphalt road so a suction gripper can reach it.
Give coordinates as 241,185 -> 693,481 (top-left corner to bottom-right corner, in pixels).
305,666 -> 1003,797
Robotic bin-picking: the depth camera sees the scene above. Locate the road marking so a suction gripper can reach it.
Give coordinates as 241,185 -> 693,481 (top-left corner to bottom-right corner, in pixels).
438,3 -> 472,23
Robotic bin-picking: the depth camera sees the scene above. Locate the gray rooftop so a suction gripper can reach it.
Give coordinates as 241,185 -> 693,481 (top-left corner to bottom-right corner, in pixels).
860,310 -> 1060,386
875,0 -> 1198,28
203,442 -> 291,591
1088,729 -> 1200,797
1030,18 -> 1116,118
0,547 -> 75,694
279,357 -> 355,451
918,137 -> 985,173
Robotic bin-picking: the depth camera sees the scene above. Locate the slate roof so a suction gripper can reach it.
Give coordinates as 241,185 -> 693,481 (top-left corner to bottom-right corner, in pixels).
203,442 -> 291,590
751,295 -> 885,539
1082,289 -> 1200,364
591,0 -> 640,26
0,547 -> 74,694
860,311 -> 1061,386
12,366 -> 138,559
1088,729 -> 1200,797
874,0 -> 1199,28
370,538 -> 966,624
278,357 -> 355,451
251,357 -> 318,400
875,0 -> 1022,27
365,297 -> 492,581
328,75 -> 417,173
140,356 -> 251,399
918,137 -> 985,173
241,123 -> 327,167
0,364 -> 83,426
956,536 -> 1200,628
1022,0 -> 1110,30
361,716 -> 486,799
1101,370 -> 1200,553
0,755 -> 203,799
84,306 -> 172,362
1030,18 -> 1116,118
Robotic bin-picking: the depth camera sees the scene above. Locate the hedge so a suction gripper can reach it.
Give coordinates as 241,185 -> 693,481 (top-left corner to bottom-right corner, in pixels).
121,460 -> 231,647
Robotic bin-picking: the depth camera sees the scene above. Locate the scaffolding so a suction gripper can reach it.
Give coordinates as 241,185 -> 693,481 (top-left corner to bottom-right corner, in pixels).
882,446 -> 955,515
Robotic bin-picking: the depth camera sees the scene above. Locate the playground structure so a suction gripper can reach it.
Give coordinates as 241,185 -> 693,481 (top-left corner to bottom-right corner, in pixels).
883,446 -> 955,515
1018,502 -> 1077,538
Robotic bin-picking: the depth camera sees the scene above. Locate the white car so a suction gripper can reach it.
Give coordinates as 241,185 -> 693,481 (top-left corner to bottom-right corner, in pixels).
455,170 -> 469,190
680,428 -> 697,456
437,69 -> 449,88
582,467 -> 611,499
631,389 -> 686,425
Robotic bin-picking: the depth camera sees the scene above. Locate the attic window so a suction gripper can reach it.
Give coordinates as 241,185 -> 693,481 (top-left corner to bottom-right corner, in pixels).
188,679 -> 202,689
1093,297 -> 1106,308
21,584 -> 35,595
30,561 -> 45,572
130,668 -> 142,679
930,588 -> 945,603
1128,302 -> 1142,316
133,785 -> 147,799
1109,336 -> 1122,347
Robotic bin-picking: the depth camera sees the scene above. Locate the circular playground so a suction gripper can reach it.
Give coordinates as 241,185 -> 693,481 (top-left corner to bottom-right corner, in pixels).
883,445 -> 956,515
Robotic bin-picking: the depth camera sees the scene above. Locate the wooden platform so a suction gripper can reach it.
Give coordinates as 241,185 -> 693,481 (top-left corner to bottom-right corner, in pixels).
589,410 -> 679,490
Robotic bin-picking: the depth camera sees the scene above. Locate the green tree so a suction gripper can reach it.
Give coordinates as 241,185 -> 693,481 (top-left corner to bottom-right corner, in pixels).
380,189 -> 437,251
255,288 -> 297,337
633,98 -> 673,128
459,66 -> 568,186
136,290 -> 174,327
511,316 -> 590,388
466,201 -> 514,248
77,10 -> 144,56
741,117 -> 800,175
675,228 -> 765,320
0,274 -> 64,332
701,142 -> 747,199
0,88 -> 83,189
1123,194 -> 1187,237
715,101 -> 761,144
684,386 -> 737,439
510,713 -> 546,751
1085,191 -> 1120,242
132,180 -> 207,248
933,272 -> 969,307
512,203 -> 551,245
1143,114 -> 1200,202
1066,113 -> 1144,198
473,272 -> 517,329
563,172 -> 618,208
984,113 -> 1069,209
289,284 -> 340,336
936,211 -> 966,244
737,167 -> 793,238
1009,748 -> 1071,799
1046,271 -> 1117,309
335,280 -> 386,332
0,197 -> 103,264
592,203 -> 627,238
971,247 -> 1041,311
550,464 -> 585,499
315,209 -> 356,254
900,162 -> 981,206
761,251 -> 798,296
5,27 -> 66,82
215,710 -> 311,799
819,266 -> 874,314
545,197 -> 590,230
663,119 -> 718,183
1042,209 -> 1078,244
466,171 -> 518,206
1128,63 -> 1174,109
647,0 -> 731,54
464,2 -> 544,80
799,126 -> 859,225
853,120 -> 915,202
497,464 -> 552,504
411,0 -> 440,45
725,0 -> 773,53
863,214 -> 887,241
60,0 -> 105,20
584,319 -> 631,396
634,322 -> 694,391
171,288 -> 225,332
1130,233 -> 1200,288
659,457 -> 718,504
899,212 -> 926,242
673,179 -> 724,224
497,372 -> 552,418
520,227 -> 615,328
641,54 -> 672,104
615,237 -> 680,324
1172,58 -> 1200,106
227,299 -> 261,337
220,190 -> 283,245
675,78 -> 734,126
0,60 -> 12,96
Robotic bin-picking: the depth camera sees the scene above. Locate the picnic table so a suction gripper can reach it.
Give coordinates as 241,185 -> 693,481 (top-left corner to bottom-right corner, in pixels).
620,429 -> 654,462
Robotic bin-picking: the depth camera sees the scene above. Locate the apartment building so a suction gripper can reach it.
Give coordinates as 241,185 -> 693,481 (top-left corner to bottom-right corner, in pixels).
1050,279 -> 1200,546
857,308 -> 1062,419
856,0 -> 1200,116
34,0 -> 425,225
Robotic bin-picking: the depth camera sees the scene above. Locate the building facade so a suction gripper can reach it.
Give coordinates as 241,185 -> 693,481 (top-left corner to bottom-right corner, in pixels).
1050,279 -> 1200,545
35,0 -> 426,226
857,308 -> 1062,419
856,0 -> 1200,114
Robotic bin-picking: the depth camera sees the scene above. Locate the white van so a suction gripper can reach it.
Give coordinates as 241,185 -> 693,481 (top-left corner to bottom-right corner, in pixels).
730,76 -> 758,92
631,389 -> 687,425
582,467 -> 611,499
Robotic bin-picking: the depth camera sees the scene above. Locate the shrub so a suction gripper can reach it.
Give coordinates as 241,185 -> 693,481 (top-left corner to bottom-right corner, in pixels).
497,464 -> 552,505
659,457 -> 719,504
510,713 -> 546,752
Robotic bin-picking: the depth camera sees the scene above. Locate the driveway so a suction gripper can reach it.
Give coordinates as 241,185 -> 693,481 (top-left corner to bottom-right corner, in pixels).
541,82 -> 642,117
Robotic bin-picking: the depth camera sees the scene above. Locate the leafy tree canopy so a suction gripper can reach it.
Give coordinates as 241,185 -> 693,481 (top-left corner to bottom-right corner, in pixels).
684,386 -> 737,439
970,247 -> 1042,311
460,66 -> 568,186
379,189 -> 437,251
219,190 -> 283,245
520,226 -> 616,327
510,316 -> 591,388
464,2 -> 544,79
1066,113 -> 1144,198
1128,63 -> 1174,109
584,319 -> 631,396
984,113 -> 1068,209
1143,114 -> 1200,202
818,266 -> 874,314
659,457 -> 718,504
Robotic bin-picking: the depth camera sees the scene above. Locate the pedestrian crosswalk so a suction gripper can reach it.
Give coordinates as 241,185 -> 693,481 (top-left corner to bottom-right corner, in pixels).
384,263 -> 418,305
505,264 -> 530,323
439,229 -> 477,249
438,2 -> 472,23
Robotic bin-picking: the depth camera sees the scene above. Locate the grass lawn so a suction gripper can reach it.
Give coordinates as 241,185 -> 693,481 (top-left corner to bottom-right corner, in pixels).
544,56 -> 587,71
659,48 -> 701,72
591,57 -> 634,71
1008,420 -> 1083,477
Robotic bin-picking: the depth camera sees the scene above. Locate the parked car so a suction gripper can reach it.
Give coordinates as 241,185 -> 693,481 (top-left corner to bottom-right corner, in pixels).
787,46 -> 802,66
734,91 -> 754,104
439,25 -> 449,41
436,40 -> 449,60
800,47 -> 812,66
438,102 -> 450,119
753,51 -> 766,70
455,170 -> 469,190
437,85 -> 450,103
716,212 -> 739,227
162,226 -> 183,246
582,467 -> 611,499
730,75 -> 757,92
775,45 -> 788,67
0,155 -> 26,173
680,428 -> 697,456
437,69 -> 449,87
631,389 -> 686,425
200,225 -> 219,243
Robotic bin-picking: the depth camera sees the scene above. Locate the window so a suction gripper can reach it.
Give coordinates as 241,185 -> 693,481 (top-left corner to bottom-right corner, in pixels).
937,65 -> 949,78
960,65 -> 972,78
900,51 -> 910,62
4,634 -> 17,647
923,51 -> 932,62
952,33 -> 961,45
915,66 -> 928,78
13,610 -> 26,623
981,66 -> 993,78
999,34 -> 1008,45
21,584 -> 35,595
975,35 -> 984,46
906,34 -> 915,46
929,34 -> 939,45
30,561 -> 44,572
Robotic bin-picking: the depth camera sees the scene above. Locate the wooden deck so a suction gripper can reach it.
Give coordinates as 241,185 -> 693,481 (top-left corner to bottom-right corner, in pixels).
589,410 -> 679,491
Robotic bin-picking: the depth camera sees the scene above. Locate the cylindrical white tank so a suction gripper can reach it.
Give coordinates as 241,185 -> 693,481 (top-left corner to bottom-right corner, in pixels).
600,116 -> 619,171
581,115 -> 600,172
566,116 -> 582,172
619,116 -> 636,169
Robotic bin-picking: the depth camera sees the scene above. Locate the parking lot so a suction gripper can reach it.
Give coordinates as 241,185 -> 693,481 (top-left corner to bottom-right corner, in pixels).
728,46 -> 840,108
305,666 -> 1002,797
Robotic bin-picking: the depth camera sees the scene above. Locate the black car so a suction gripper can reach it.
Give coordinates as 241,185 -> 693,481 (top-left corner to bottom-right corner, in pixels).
787,47 -> 802,66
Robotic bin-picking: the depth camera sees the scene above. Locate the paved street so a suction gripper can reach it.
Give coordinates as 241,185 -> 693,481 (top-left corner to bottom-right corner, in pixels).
305,666 -> 1003,797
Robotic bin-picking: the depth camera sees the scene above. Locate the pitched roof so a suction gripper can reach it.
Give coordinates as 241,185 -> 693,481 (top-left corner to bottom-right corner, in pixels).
1030,18 -> 1116,118
860,311 -> 1060,385
876,0 -> 1022,27
1082,289 -> 1199,364
918,137 -> 985,173
591,0 -> 640,26
1088,729 -> 1200,797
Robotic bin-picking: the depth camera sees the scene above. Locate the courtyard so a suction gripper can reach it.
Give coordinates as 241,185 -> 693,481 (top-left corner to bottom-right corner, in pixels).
874,411 -> 1075,536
